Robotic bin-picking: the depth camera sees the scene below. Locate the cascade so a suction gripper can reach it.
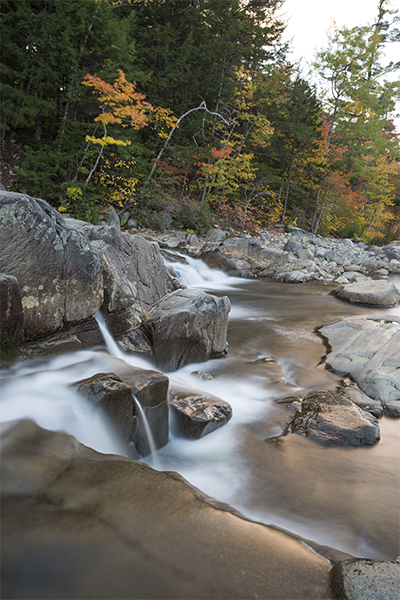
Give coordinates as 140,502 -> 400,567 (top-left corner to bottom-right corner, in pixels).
1,256 -> 399,560
132,395 -> 161,470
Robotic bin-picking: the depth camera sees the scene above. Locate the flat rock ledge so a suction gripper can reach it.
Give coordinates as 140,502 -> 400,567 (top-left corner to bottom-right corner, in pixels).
332,280 -> 400,307
330,557 -> 400,600
319,317 -> 400,412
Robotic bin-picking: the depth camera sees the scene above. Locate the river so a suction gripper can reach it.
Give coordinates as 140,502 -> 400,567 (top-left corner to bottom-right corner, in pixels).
1,259 -> 399,563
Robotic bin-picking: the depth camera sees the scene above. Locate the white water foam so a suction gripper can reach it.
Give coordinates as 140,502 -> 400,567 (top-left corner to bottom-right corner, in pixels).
164,252 -> 246,291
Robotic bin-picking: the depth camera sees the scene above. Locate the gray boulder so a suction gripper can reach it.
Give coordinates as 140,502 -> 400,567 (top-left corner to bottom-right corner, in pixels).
103,207 -> 121,230
169,385 -> 232,438
284,239 -> 302,253
1,420 -> 332,600
206,227 -> 227,242
333,280 -> 400,306
70,223 -> 168,336
141,288 -> 230,371
289,391 -> 380,446
319,317 -> 400,407
330,557 -> 400,600
0,192 -> 103,338
200,237 -> 288,278
74,373 -> 134,448
74,369 -> 169,457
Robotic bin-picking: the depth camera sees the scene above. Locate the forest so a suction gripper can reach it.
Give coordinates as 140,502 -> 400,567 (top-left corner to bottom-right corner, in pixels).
1,0 -> 399,243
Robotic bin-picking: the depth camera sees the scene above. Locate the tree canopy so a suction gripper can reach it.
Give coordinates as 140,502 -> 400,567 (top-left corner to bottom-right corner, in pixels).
1,0 -> 399,242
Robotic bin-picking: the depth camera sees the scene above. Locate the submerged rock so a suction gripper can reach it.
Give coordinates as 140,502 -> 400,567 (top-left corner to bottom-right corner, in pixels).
169,386 -> 232,438
289,391 -> 380,446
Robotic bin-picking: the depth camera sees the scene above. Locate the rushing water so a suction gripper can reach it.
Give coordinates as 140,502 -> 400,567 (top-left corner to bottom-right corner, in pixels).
1,259 -> 399,562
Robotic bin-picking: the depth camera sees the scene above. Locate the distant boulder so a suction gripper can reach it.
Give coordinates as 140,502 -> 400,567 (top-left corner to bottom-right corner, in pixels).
332,280 -> 400,307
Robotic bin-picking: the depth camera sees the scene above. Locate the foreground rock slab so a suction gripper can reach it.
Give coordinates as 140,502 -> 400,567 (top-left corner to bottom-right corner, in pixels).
169,385 -> 232,438
332,280 -> 400,307
289,391 -> 380,446
331,557 -> 400,600
319,317 -> 400,409
1,420 -> 332,600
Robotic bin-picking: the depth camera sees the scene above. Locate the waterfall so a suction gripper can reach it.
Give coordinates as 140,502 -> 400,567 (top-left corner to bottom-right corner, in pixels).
132,395 -> 161,470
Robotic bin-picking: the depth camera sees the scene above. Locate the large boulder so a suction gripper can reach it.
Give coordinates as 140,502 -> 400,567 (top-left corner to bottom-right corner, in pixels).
1,420 -> 333,600
319,317 -> 400,408
199,237 -> 288,278
289,391 -> 380,446
141,288 -> 230,371
67,221 -> 168,336
332,280 -> 400,307
169,385 -> 232,438
74,369 -> 169,457
0,193 -> 103,338
74,374 -> 134,448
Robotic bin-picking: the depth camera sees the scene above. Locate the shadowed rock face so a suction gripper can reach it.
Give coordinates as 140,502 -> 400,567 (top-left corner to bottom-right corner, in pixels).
0,193 -> 103,338
0,273 -> 24,351
1,420 -> 332,600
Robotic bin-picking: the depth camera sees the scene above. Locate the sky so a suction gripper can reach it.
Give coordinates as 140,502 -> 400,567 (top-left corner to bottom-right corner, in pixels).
279,0 -> 400,127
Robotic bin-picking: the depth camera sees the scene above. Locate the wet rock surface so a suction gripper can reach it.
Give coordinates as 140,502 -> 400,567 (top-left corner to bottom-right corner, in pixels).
169,385 -> 232,439
1,420 -> 333,600
74,373 -> 134,447
289,391 -> 380,446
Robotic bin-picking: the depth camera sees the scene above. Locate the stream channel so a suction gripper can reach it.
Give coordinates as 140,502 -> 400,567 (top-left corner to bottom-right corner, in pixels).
1,257 -> 399,563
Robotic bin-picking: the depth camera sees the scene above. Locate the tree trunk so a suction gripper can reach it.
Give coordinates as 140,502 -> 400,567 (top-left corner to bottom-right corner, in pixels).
281,141 -> 296,226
